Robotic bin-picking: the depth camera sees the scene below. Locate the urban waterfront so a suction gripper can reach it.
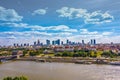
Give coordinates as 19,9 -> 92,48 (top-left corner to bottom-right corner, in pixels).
0,0 -> 120,80
0,61 -> 120,80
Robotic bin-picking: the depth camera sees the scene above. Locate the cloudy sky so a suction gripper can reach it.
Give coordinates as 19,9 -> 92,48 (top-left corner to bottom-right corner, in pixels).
0,0 -> 120,46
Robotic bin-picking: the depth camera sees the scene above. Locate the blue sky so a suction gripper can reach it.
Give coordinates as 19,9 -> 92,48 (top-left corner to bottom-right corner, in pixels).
0,0 -> 120,46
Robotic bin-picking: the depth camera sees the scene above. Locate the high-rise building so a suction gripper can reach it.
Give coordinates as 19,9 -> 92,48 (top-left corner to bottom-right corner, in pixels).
61,41 -> 63,45
34,41 -> 36,46
82,40 -> 84,45
13,43 -> 16,47
56,39 -> 60,45
90,39 -> 96,45
52,40 -> 55,45
90,39 -> 93,45
24,43 -> 26,46
66,39 -> 69,44
37,39 -> 40,45
46,39 -> 50,45
93,39 -> 96,45
20,44 -> 23,47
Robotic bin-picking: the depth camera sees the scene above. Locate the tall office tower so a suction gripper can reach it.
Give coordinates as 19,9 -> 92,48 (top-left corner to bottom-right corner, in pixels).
66,39 -> 69,44
34,41 -> 36,46
82,40 -> 84,45
90,39 -> 96,45
93,39 -> 96,45
40,43 -> 43,46
61,41 -> 63,45
52,40 -> 55,45
24,43 -> 26,46
46,39 -> 50,46
90,39 -> 93,45
20,44 -> 23,47
37,39 -> 40,45
56,39 -> 60,45
13,43 -> 16,47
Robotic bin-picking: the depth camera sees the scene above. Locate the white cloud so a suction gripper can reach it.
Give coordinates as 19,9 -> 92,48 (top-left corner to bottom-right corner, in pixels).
102,32 -> 113,35
80,29 -> 98,35
79,29 -> 113,37
0,6 -> 23,22
45,25 -> 78,32
1,23 -> 78,33
85,11 -> 114,24
56,7 -> 114,24
56,7 -> 87,19
6,35 -> 16,39
46,25 -> 69,30
32,9 -> 46,15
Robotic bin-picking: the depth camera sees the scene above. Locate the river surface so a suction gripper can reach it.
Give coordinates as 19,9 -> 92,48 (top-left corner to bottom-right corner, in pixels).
0,61 -> 120,80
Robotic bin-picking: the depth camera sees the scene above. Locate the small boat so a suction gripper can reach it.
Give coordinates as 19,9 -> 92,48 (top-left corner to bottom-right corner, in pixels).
109,62 -> 120,65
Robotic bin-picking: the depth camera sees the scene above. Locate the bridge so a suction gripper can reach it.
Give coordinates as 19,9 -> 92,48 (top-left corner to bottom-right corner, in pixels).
0,54 -> 23,62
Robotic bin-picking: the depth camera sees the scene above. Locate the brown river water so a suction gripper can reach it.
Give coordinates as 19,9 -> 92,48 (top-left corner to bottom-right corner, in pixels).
0,61 -> 120,80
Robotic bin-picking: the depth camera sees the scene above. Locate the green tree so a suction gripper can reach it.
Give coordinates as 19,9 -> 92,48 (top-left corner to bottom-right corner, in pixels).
23,50 -> 28,56
62,51 -> 69,57
29,51 -> 36,56
3,76 -> 28,80
73,53 -> 79,57
78,52 -> 83,57
54,52 -> 62,56
101,51 -> 117,58
3,77 -> 12,80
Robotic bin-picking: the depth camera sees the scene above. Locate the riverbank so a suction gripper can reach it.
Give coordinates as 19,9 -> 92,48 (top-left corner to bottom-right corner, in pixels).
14,57 -> 120,65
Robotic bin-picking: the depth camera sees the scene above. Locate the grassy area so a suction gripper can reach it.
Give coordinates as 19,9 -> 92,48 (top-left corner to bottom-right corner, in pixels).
36,53 -> 54,57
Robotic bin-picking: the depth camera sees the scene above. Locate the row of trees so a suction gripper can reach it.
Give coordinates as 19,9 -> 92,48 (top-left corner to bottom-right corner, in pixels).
55,50 -> 118,58
0,47 -> 119,58
23,48 -> 46,56
3,76 -> 28,80
23,49 -> 118,58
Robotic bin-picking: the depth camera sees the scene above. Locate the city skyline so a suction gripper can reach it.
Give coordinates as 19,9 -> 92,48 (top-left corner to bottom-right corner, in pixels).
0,0 -> 120,46
13,39 -> 97,47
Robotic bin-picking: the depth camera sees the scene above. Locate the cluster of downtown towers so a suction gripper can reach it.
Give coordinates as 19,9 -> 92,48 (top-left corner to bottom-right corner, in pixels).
33,39 -> 96,46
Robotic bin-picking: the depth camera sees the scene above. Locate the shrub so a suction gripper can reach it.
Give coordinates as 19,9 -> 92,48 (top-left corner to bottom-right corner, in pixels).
3,76 -> 28,80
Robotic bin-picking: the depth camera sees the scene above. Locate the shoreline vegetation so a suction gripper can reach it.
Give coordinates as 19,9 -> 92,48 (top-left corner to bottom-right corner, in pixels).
3,76 -> 28,80
1,47 -> 120,65
14,56 -> 120,65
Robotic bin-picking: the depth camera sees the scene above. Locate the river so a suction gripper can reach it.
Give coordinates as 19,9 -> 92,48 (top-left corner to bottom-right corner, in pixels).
0,61 -> 120,80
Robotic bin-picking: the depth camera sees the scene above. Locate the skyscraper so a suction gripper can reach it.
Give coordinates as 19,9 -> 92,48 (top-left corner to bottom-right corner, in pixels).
82,40 -> 84,45
61,41 -> 63,45
37,39 -> 40,45
34,41 -> 36,46
66,39 -> 69,44
13,43 -> 16,47
90,39 -> 93,45
56,39 -> 60,45
46,39 -> 50,45
90,39 -> 96,45
93,39 -> 96,45
52,40 -> 55,45
24,43 -> 26,46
